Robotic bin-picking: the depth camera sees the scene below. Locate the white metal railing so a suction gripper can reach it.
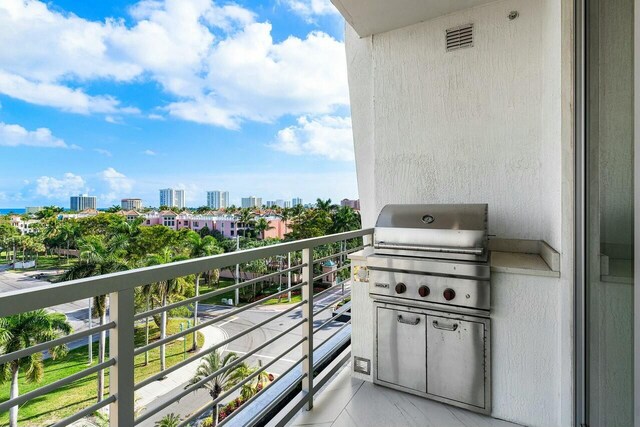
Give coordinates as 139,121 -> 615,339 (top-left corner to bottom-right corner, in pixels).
0,228 -> 373,427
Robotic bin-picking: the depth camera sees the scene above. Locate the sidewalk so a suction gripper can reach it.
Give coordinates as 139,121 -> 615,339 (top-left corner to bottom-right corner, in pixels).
135,324 -> 228,409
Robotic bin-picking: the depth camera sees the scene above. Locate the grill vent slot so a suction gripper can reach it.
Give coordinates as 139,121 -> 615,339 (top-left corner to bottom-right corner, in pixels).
446,24 -> 473,51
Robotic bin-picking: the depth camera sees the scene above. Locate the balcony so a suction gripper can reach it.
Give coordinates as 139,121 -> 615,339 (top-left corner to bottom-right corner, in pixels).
0,230 -> 374,426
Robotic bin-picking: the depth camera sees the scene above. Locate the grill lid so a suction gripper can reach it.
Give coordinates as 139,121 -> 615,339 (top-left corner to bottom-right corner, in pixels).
374,204 -> 488,261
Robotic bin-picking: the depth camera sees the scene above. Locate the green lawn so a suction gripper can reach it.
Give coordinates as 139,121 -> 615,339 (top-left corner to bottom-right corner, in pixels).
199,278 -> 238,305
3,254 -> 76,274
263,293 -> 302,305
0,318 -> 204,427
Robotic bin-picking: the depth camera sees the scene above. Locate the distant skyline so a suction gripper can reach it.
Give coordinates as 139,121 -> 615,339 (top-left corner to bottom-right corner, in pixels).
0,0 -> 358,208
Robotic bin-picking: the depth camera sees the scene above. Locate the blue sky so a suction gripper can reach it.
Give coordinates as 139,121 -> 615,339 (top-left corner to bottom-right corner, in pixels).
0,0 -> 358,208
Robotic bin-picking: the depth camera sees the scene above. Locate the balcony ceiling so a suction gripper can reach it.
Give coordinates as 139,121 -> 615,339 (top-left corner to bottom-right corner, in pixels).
331,0 -> 495,37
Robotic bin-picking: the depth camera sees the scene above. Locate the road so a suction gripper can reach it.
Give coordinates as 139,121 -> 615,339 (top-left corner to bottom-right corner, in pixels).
137,284 -> 350,425
0,264 -> 350,425
0,266 -> 93,334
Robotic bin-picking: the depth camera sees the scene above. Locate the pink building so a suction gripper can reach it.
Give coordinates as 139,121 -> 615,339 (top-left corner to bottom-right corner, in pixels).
262,216 -> 291,239
340,198 -> 360,210
136,211 -> 290,240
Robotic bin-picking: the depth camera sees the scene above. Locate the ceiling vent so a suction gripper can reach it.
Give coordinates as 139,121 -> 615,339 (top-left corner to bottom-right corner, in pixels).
446,24 -> 473,51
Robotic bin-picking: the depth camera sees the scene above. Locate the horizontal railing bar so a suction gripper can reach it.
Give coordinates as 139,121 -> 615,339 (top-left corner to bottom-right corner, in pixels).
138,337 -> 307,425
314,320 -> 351,352
0,229 -> 373,317
313,304 -> 351,334
134,282 -> 306,356
218,354 -> 308,427
313,293 -> 350,317
177,340 -> 307,427
313,244 -> 366,265
0,359 -> 116,412
0,321 -> 115,365
50,395 -> 116,427
313,278 -> 350,301
312,264 -> 350,282
134,305 -> 306,389
136,315 -> 305,390
134,264 -> 305,321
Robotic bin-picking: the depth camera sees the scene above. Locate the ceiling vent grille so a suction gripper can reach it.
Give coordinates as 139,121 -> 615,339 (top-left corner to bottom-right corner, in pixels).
446,24 -> 473,51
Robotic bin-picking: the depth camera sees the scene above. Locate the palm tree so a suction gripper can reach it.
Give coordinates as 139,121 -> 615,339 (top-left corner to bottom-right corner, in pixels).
233,364 -> 270,401
0,310 -> 72,427
315,198 -> 334,212
58,220 -> 79,261
146,248 -> 189,371
139,281 -> 154,365
331,205 -> 361,233
253,218 -> 274,240
155,413 -> 181,427
185,232 -> 221,351
237,209 -> 255,237
60,235 -> 130,402
188,350 -> 244,427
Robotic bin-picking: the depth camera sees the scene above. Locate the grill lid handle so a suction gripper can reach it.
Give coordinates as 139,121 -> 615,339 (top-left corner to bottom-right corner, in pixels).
375,242 -> 485,255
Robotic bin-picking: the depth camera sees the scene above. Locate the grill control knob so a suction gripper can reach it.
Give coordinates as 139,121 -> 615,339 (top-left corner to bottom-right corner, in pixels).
418,286 -> 430,297
443,288 -> 456,301
395,283 -> 407,294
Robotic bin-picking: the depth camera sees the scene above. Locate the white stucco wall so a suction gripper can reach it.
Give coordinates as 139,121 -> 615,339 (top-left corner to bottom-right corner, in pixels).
347,0 -> 563,250
345,0 -> 571,426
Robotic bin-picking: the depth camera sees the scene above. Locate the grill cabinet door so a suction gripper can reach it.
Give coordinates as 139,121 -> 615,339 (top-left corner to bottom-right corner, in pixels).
427,315 -> 486,408
376,307 -> 426,392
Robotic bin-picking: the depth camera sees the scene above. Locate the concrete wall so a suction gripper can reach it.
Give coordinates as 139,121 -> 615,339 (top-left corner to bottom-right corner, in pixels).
347,0 -> 562,250
345,0 -> 571,425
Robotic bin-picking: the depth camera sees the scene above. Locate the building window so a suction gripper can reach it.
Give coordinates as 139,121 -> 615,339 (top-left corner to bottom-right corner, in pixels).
231,230 -> 234,236
194,222 -> 199,227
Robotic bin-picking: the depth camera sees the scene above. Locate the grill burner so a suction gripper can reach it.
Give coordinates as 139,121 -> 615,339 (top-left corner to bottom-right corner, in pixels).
367,204 -> 492,414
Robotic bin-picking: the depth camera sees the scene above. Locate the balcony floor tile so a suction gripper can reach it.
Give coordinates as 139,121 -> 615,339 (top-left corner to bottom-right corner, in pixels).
290,363 -> 521,427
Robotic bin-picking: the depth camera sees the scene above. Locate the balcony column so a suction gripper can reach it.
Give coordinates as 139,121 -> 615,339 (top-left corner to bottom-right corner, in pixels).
109,288 -> 135,426
301,247 -> 314,410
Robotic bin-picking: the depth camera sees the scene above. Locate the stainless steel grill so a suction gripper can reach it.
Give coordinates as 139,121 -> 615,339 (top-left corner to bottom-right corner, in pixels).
367,204 -> 492,414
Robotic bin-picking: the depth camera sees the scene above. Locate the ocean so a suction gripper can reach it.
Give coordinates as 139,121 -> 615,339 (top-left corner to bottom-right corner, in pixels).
0,208 -> 26,215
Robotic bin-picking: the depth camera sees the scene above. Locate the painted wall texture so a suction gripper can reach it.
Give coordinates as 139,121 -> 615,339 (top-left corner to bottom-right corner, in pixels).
347,0 -> 562,251
345,0 -> 569,426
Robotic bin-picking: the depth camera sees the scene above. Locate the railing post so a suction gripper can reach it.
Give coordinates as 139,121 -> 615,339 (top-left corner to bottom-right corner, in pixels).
301,246 -> 314,410
109,288 -> 135,427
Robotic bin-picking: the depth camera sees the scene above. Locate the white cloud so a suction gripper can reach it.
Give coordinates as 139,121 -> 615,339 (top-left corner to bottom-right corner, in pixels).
0,0 -> 348,127
0,122 -> 67,148
0,71 -> 138,115
99,167 -> 134,204
143,149 -> 157,156
272,115 -> 354,161
282,0 -> 339,21
147,113 -> 164,120
36,173 -> 87,198
94,148 -> 112,157
105,115 -> 126,124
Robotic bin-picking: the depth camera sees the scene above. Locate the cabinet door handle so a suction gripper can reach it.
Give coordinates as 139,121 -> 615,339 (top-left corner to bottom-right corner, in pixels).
397,315 -> 421,325
432,320 -> 458,331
